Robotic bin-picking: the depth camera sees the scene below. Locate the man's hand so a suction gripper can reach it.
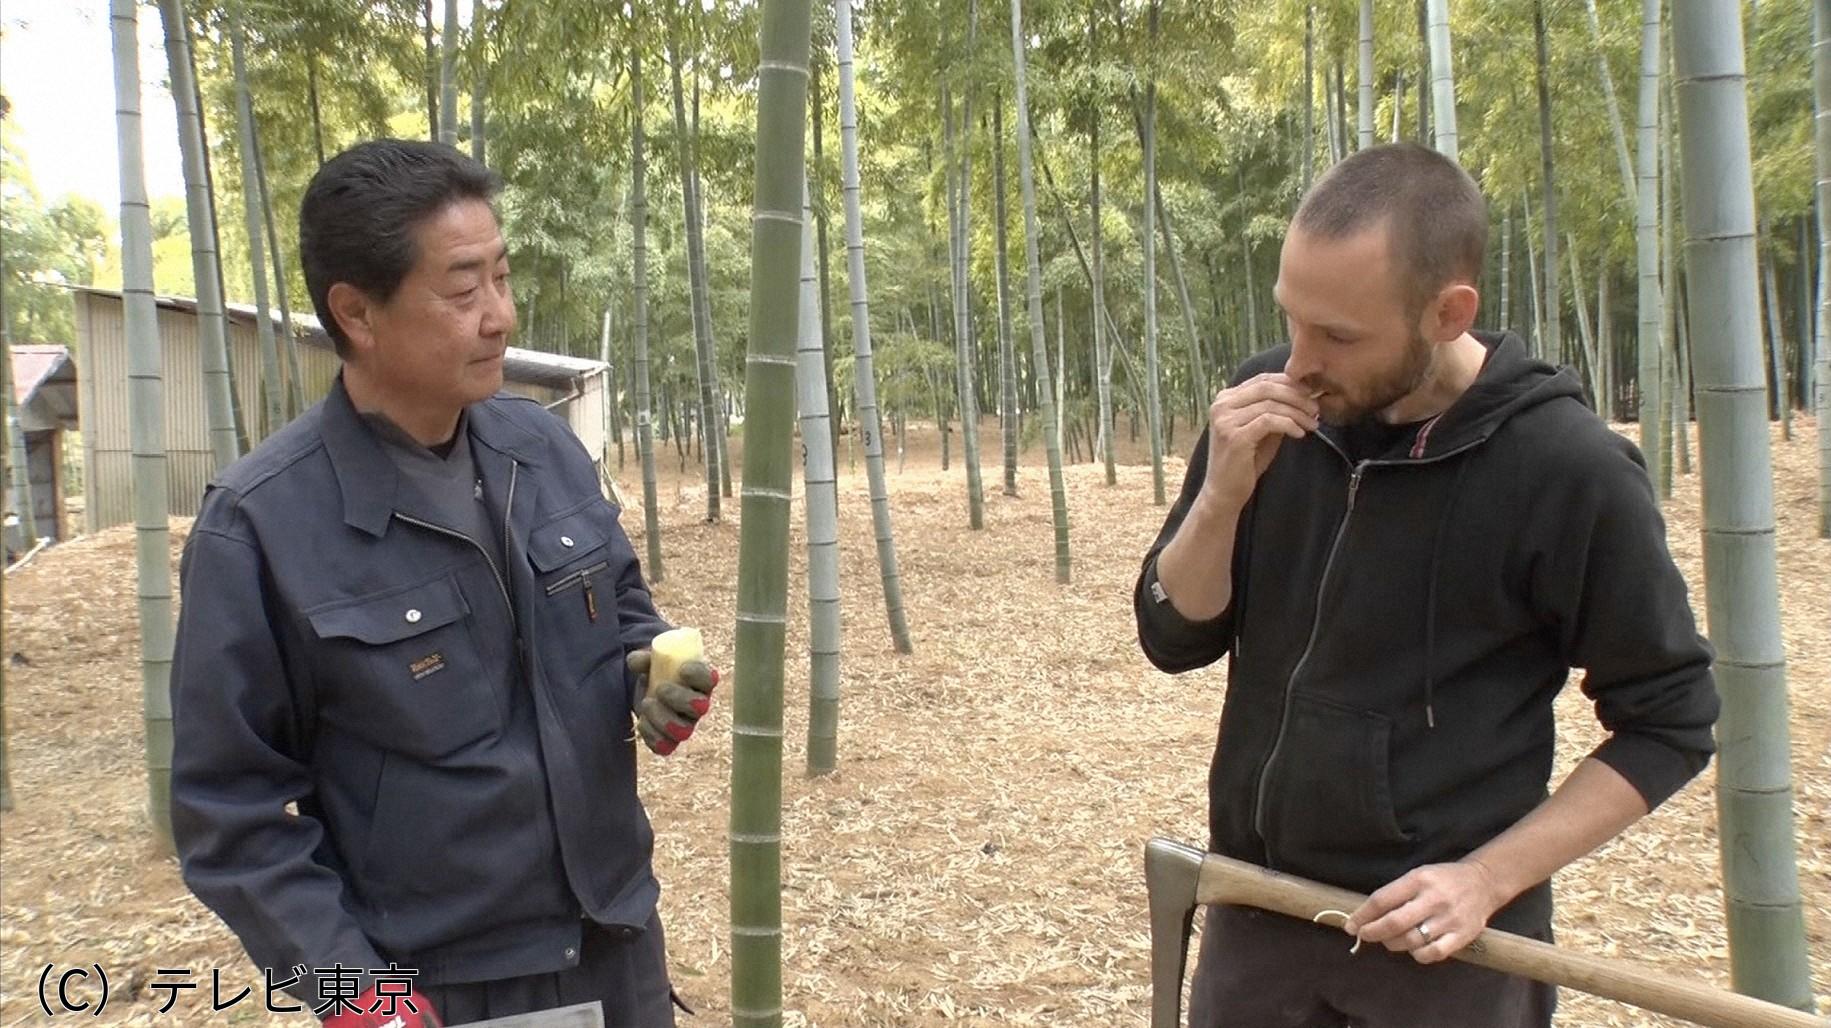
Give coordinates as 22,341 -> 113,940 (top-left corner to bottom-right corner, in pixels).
1199,373 -> 1321,511
321,987 -> 442,1028
1151,373 -> 1320,623
629,649 -> 719,756
1342,859 -> 1507,964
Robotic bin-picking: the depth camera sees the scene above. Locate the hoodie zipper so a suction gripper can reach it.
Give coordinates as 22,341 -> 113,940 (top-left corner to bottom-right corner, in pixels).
1250,436 -> 1485,868
1252,458 -> 1366,858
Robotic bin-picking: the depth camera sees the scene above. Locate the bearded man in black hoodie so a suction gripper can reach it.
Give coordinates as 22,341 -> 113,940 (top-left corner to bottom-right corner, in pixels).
1134,143 -> 1719,1028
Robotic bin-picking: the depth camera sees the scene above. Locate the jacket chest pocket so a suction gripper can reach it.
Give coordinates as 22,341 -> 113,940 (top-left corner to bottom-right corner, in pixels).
529,504 -> 625,689
305,572 -> 498,757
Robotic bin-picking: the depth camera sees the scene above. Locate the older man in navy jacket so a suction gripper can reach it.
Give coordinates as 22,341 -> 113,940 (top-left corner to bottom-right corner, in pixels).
171,140 -> 714,1027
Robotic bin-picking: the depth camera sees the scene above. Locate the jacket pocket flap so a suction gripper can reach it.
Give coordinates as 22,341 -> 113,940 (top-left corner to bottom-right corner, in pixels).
528,508 -> 612,573
308,574 -> 470,645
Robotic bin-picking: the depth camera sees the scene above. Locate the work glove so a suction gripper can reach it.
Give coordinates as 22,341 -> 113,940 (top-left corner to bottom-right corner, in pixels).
629,649 -> 719,756
320,986 -> 442,1028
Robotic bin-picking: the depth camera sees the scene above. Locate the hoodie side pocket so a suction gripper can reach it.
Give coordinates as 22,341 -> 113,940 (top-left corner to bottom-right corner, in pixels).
1263,693 -> 1412,876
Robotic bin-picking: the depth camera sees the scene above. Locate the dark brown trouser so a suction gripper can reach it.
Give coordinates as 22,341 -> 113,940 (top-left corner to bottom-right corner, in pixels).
1187,905 -> 1556,1028
421,913 -> 680,1027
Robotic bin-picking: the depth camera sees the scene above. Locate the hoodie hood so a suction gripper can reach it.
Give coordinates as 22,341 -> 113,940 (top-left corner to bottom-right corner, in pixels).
1410,330 -> 1585,458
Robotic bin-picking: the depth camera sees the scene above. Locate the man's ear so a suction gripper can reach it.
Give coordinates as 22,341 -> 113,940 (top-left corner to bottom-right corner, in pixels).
1421,282 -> 1479,344
327,282 -> 379,357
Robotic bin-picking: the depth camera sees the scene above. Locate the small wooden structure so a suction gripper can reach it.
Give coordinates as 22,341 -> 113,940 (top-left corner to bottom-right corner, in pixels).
70,286 -> 614,532
5,344 -> 79,551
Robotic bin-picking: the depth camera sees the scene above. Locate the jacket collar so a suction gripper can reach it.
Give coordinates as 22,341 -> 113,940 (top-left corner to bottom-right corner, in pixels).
321,375 -> 545,537
465,389 -> 546,467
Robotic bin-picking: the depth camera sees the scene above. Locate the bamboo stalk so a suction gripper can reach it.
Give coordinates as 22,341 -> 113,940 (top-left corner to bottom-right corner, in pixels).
730,0 -> 812,1020
1636,0 -> 1667,495
159,0 -> 238,473
629,34 -> 664,584
796,177 -> 841,775
1818,0 -> 1831,536
229,2 -> 284,438
1672,2 -> 1814,1006
1425,0 -> 1457,159
1010,0 -> 1072,583
112,0 -> 177,854
834,0 -> 913,653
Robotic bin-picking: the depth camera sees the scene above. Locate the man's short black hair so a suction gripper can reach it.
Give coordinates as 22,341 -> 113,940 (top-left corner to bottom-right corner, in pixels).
1292,142 -> 1487,319
299,139 -> 501,356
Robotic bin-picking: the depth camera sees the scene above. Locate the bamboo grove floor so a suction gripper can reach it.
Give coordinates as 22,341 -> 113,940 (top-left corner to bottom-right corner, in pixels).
0,419 -> 1825,1026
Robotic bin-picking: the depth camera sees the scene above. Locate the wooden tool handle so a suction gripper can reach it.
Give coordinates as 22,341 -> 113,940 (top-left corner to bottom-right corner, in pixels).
1195,852 -> 1826,1028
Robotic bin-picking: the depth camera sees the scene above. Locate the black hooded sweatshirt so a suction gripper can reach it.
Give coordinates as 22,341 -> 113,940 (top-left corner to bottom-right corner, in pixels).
1134,332 -> 1718,935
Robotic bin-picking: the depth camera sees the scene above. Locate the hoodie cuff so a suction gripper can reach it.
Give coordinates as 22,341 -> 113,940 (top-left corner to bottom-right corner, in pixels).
1588,731 -> 1712,811
1135,556 -> 1233,672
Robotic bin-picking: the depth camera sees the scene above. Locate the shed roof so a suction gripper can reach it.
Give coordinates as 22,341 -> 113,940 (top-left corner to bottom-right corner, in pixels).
10,344 -> 78,432
68,285 -> 606,391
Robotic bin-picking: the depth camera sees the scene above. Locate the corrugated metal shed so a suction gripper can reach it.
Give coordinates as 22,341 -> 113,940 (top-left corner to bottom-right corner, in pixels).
71,287 -> 614,531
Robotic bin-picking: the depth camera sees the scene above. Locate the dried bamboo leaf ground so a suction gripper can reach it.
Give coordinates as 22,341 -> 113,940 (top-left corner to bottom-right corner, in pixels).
0,418 -> 1825,1027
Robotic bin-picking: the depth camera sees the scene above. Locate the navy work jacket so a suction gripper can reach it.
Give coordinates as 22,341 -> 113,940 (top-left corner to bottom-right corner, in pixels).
171,378 -> 668,1004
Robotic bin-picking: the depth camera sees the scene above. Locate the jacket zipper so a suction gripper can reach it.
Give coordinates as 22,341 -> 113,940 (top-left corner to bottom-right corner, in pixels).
1249,437 -> 1485,868
545,560 -> 609,622
544,561 -> 610,596
390,459 -> 520,634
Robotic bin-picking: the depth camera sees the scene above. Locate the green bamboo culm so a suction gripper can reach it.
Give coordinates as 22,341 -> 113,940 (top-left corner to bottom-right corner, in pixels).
1817,0 -> 1831,537
228,2 -> 284,439
834,0 -> 913,655
1760,222 -> 1792,440
1358,0 -> 1375,149
1140,0 -> 1165,506
731,0 -> 812,1020
158,0 -> 238,473
1582,0 -> 1636,208
629,32 -> 665,584
1301,5 -> 1314,192
600,307 -> 618,471
669,17 -> 725,523
1008,0 -> 1071,583
1425,0 -> 1457,160
469,0 -> 486,164
1670,1 -> 1814,1008
439,0 -> 459,146
992,91 -> 1019,499
111,0 -> 178,854
251,120 -> 304,419
796,177 -> 841,776
1498,208 -> 1511,333
1088,11 -> 1116,487
1633,0 -> 1666,499
1662,69 -> 1692,481
1533,0 -> 1561,366
1149,171 -> 1206,420
942,0 -> 986,530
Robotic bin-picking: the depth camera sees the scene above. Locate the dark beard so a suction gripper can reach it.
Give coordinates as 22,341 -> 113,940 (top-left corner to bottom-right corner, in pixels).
1317,332 -> 1435,426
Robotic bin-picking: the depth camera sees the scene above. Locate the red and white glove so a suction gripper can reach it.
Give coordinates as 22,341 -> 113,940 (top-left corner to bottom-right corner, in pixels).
321,987 -> 442,1028
628,650 -> 720,756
